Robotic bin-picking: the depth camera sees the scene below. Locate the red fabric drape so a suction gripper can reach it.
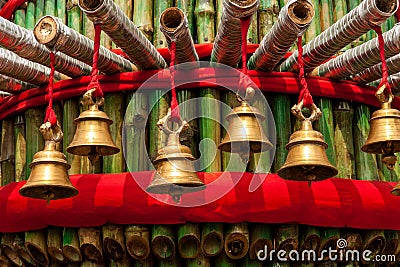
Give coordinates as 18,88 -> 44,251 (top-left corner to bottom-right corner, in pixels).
1,172 -> 400,233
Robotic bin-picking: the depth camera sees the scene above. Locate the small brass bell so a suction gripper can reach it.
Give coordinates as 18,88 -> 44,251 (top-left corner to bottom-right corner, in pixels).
362,86 -> 400,170
146,109 -> 205,203
20,121 -> 78,201
278,102 -> 338,181
67,89 -> 119,164
219,87 -> 273,161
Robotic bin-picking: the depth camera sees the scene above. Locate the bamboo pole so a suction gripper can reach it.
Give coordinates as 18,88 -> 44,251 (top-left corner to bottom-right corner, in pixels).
299,226 -> 320,263
14,115 -> 26,182
25,229 -> 49,266
45,0 -> 56,15
151,225 -> 176,260
14,233 -> 36,266
125,225 -> 151,261
195,0 -> 215,43
24,109 -> 44,178
215,251 -> 236,267
201,223 -> 224,257
247,12 -> 258,44
103,93 -> 125,173
102,224 -> 126,261
258,0 -> 278,41
153,0 -> 172,48
63,98 -> 81,175
78,227 -> 103,263
187,253 -> 211,266
361,230 -> 385,264
26,1 -> 35,30
62,228 -> 82,263
176,0 -> 196,38
216,0 -> 223,35
224,223 -> 249,260
239,257 -> 263,267
382,231 -> 400,264
1,234 -> 23,267
275,224 -> 299,256
133,0 -> 154,41
35,0 -> 45,22
317,228 -> 339,261
57,0 -> 66,23
249,224 -> 273,260
47,227 -> 66,263
178,223 -> 201,259
83,12 -> 95,41
14,8 -> 26,27
1,119 -> 15,186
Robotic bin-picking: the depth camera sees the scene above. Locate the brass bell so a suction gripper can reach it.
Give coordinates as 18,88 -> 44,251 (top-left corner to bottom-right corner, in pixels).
278,102 -> 338,181
20,121 -> 78,201
219,88 -> 273,161
146,109 -> 205,203
362,86 -> 400,170
67,89 -> 119,164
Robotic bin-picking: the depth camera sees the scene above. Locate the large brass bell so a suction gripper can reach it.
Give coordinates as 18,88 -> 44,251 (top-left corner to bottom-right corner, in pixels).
278,102 -> 338,181
146,109 -> 205,203
67,89 -> 119,164
362,86 -> 400,170
20,121 -> 78,201
219,87 -> 273,161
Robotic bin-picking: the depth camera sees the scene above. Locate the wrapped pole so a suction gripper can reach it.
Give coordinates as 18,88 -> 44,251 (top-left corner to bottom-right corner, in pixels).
388,73 -> 400,92
0,74 -> 34,94
210,0 -> 259,67
0,16 -> 90,78
247,0 -> 314,71
34,15 -> 134,74
78,0 -> 167,70
353,53 -> 400,84
313,24 -> 400,79
279,0 -> 398,72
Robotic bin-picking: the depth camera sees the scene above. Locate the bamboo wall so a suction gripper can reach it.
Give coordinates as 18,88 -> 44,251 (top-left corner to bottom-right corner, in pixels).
0,0 -> 399,266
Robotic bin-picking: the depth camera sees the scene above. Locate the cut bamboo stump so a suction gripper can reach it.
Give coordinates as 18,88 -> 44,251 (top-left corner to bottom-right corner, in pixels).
102,224 -> 125,261
186,253 -> 210,267
1,119 -> 15,186
78,227 -> 103,263
47,227 -> 66,263
125,225 -> 151,261
361,230 -> 385,264
62,227 -> 82,262
25,229 -> 49,266
249,224 -> 273,260
201,223 -> 223,257
224,223 -> 249,260
177,223 -> 201,259
382,231 -> 399,262
151,225 -> 176,260
299,226 -> 321,263
14,115 -> 26,181
275,224 -> 299,259
0,256 -> 10,267
317,228 -> 339,262
1,234 -> 23,267
14,233 -> 36,266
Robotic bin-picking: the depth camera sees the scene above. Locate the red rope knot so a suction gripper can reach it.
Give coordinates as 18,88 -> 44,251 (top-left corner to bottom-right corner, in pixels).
87,23 -> 104,98
169,41 -> 181,122
44,51 -> 57,128
239,16 -> 252,94
297,35 -> 313,108
372,25 -> 391,96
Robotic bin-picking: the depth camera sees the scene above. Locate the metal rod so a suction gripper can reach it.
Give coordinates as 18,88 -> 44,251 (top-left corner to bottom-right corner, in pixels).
34,15 -> 135,74
0,16 -> 91,78
0,74 -> 34,93
313,23 -> 400,79
78,0 -> 167,70
353,53 -> 400,84
278,0 -> 398,72
160,7 -> 198,69
247,0 -> 314,71
210,0 -> 260,67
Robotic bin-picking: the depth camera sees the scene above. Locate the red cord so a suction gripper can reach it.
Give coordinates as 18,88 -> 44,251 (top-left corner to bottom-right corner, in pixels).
169,41 -> 180,122
87,24 -> 104,97
44,52 -> 57,128
297,36 -> 313,107
239,17 -> 252,92
372,26 -> 391,94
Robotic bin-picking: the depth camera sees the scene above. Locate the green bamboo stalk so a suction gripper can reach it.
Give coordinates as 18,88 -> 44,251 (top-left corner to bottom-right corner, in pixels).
103,93 -> 125,173
62,228 -> 82,262
383,15 -> 396,33
249,224 -> 273,260
63,98 -> 81,174
195,0 -> 215,43
178,223 -> 201,259
25,229 -> 49,266
353,104 -> 379,180
47,227 -> 66,263
239,257 -> 263,267
83,15 -> 94,41
151,225 -> 176,260
334,0 -> 347,22
247,13 -> 258,44
133,0 -> 154,41
361,230 -> 385,264
334,102 -> 356,178
176,0 -> 196,38
57,0 -> 66,23
125,93 -> 149,172
26,1 -> 35,30
14,233 -> 37,266
216,0 -> 223,34
25,109 -> 44,178
125,225 -> 151,261
187,253 -> 211,266
320,0 -> 334,32
67,1 -> 82,33
35,0 -> 45,22
275,224 -> 299,255
215,251 -> 236,267
153,0 -> 173,47
109,256 -> 132,267
258,0 -> 278,40
102,224 -> 126,261
45,0 -> 56,16
1,119 -> 15,186
317,228 -> 339,261
224,223 -> 249,260
304,0 -> 320,43
347,0 -> 360,11
201,223 -> 224,257
14,8 -> 26,27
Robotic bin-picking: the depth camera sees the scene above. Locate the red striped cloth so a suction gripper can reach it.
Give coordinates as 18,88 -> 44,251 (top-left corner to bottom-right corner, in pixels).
1,172 -> 399,232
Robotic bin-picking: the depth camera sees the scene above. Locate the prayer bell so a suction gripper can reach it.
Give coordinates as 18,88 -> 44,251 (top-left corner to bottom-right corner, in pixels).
278,102 -> 338,181
362,87 -> 400,170
67,89 -> 119,164
146,109 -> 205,203
19,122 -> 78,201
219,88 -> 273,161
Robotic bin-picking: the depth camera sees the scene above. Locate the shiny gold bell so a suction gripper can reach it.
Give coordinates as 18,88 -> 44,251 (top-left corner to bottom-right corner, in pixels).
146,109 -> 205,203
278,102 -> 338,181
19,122 -> 78,201
67,89 -> 119,164
219,88 -> 273,161
362,86 -> 400,170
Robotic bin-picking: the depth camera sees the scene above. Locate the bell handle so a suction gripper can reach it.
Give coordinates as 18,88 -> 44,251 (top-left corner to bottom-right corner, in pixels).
39,121 -> 63,143
81,88 -> 105,107
157,108 -> 188,135
375,84 -> 393,107
291,100 -> 322,122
